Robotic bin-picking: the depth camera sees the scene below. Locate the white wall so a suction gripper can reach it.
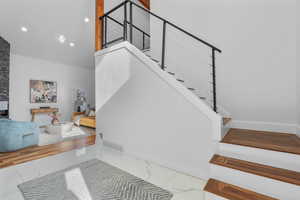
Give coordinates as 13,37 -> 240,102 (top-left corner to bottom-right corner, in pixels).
150,0 -> 297,133
297,1 -> 300,136
104,0 -> 150,49
9,54 -> 94,124
96,42 -> 220,179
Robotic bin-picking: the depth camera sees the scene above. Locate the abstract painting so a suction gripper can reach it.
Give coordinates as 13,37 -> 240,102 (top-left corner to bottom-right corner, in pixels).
30,80 -> 57,103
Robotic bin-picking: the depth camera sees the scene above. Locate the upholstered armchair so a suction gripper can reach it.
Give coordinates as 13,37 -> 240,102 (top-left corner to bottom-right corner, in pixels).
0,119 -> 39,152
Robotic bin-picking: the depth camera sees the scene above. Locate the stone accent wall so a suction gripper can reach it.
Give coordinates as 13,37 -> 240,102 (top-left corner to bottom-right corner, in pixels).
0,37 -> 10,117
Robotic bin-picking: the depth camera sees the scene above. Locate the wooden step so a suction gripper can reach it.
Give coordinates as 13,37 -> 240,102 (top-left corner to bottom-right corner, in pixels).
223,117 -> 231,126
210,155 -> 300,186
221,128 -> 300,155
204,179 -> 278,200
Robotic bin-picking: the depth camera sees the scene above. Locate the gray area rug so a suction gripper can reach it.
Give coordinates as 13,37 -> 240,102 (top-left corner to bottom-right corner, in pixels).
18,159 -> 173,200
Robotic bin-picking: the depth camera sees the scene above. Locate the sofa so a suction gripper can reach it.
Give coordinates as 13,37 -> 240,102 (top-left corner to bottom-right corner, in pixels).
0,119 -> 39,152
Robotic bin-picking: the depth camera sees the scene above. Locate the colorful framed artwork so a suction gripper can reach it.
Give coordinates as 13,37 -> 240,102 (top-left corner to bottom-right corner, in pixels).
30,80 -> 57,103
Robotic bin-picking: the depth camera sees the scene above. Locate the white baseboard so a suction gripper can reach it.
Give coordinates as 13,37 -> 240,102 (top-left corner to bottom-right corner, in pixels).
230,120 -> 297,134
101,142 -> 209,180
103,140 -> 124,152
126,149 -> 209,181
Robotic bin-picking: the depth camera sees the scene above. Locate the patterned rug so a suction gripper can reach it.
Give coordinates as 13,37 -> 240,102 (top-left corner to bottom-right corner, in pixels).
18,159 -> 173,200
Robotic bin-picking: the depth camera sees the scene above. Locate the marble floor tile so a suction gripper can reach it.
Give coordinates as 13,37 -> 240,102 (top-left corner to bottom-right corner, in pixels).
0,141 -> 210,200
0,165 -> 23,197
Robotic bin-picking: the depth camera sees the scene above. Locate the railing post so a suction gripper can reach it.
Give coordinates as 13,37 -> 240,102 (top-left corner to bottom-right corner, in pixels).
129,2 -> 133,43
212,48 -> 217,112
123,2 -> 127,41
161,21 -> 167,70
104,16 -> 107,48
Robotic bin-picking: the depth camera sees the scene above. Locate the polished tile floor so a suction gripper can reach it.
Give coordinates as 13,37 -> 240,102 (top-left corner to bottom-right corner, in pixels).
0,136 -> 208,200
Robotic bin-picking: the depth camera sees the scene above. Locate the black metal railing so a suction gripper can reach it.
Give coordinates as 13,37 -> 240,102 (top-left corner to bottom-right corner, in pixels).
100,1 -> 150,50
99,0 -> 221,112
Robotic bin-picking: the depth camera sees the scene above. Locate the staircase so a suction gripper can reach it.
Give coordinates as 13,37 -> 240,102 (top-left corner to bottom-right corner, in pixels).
100,0 -> 222,113
205,129 -> 300,200
143,49 -> 211,104
98,1 -> 300,200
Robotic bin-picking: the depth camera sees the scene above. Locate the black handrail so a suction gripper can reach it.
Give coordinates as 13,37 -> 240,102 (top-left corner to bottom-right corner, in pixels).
99,1 -> 127,19
99,0 -> 221,112
100,0 -> 221,53
127,0 -> 221,53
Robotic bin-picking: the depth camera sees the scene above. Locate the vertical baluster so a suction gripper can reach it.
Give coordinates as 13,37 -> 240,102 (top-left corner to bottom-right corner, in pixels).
161,21 -> 167,70
101,17 -> 104,48
142,33 -> 145,50
123,2 -> 127,41
211,48 -> 217,112
104,16 -> 107,48
129,2 -> 133,43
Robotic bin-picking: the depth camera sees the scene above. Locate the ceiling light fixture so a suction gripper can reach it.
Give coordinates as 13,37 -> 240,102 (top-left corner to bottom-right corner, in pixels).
84,17 -> 90,23
58,35 -> 66,43
21,26 -> 28,32
69,42 -> 75,47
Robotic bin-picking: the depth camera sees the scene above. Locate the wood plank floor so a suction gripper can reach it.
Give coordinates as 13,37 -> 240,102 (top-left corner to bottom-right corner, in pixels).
221,128 -> 300,155
204,179 -> 278,200
210,155 -> 300,186
0,132 -> 96,169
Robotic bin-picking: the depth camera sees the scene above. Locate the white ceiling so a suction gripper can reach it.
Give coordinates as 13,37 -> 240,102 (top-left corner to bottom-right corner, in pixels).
0,0 -> 95,68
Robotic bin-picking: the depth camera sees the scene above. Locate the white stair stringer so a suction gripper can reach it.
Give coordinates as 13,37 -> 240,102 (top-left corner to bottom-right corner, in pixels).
95,49 -> 131,110
141,50 -> 232,142
210,163 -> 300,200
141,49 -> 232,124
95,41 -> 223,141
218,143 -> 300,172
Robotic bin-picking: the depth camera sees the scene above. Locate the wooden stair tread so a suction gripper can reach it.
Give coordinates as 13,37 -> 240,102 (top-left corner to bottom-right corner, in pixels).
223,117 -> 232,125
221,128 -> 300,155
210,155 -> 300,186
204,179 -> 278,200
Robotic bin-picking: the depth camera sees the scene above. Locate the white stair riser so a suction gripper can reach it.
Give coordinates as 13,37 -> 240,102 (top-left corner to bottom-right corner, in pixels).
218,143 -> 300,172
205,192 -> 228,200
210,164 -> 300,200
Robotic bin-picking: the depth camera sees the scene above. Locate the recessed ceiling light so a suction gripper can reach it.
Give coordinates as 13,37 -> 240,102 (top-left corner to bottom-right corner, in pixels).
58,35 -> 66,43
21,26 -> 28,32
84,17 -> 90,23
69,42 -> 75,47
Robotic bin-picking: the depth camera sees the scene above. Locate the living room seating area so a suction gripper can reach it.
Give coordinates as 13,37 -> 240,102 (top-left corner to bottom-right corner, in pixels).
0,119 -> 39,152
